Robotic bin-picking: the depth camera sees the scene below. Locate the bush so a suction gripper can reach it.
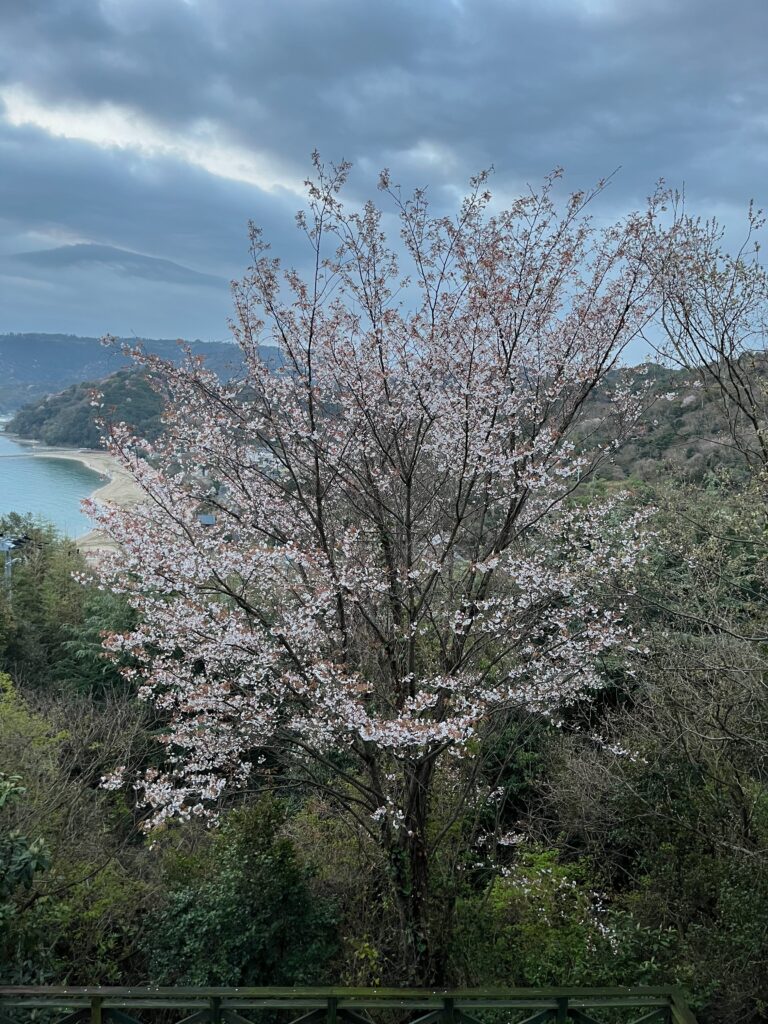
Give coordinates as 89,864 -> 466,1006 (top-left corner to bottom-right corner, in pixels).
145,799 -> 339,985
450,848 -> 608,985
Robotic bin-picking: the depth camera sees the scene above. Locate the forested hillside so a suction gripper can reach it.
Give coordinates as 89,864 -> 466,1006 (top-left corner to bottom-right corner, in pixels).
6,370 -> 165,447
579,362 -> 755,482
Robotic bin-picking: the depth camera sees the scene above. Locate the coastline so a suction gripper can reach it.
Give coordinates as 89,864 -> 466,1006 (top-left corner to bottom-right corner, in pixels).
29,445 -> 142,507
10,438 -> 142,553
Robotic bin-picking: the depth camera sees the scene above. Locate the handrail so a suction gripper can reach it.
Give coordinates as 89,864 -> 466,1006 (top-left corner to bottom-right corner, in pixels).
0,987 -> 699,1024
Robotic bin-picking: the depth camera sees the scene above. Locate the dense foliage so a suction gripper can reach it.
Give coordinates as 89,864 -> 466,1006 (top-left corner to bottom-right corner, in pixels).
1,486 -> 767,1017
7,370 -> 166,449
2,167 -> 768,1020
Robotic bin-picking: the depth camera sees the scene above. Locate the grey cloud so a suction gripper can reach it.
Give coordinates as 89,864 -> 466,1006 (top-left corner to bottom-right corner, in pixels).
0,119 -> 299,338
0,0 -> 766,336
2,0 -> 766,207
0,121 -> 299,271
0,250 -> 234,340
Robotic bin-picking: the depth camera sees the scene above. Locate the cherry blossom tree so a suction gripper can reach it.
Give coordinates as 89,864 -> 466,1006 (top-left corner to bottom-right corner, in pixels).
93,158 -> 670,981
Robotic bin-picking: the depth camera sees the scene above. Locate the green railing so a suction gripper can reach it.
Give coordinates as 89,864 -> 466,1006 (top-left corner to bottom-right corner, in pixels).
0,988 -> 699,1024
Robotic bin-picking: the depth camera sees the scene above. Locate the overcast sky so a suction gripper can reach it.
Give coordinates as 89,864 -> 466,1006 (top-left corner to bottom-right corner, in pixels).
1,0 -> 766,340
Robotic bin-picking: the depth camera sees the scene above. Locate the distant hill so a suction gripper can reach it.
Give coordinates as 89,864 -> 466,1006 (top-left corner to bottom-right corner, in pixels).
0,332 -> 279,412
11,244 -> 226,288
6,369 -> 166,448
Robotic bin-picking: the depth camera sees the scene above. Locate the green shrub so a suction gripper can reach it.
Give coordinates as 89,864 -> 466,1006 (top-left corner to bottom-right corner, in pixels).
451,848 -> 604,985
145,799 -> 339,985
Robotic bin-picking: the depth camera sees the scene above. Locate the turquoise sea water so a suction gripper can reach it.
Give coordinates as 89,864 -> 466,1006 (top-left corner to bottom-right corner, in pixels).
0,433 -> 104,537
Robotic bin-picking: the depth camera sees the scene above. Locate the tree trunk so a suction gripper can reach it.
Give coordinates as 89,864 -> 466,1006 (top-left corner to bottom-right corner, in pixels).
388,760 -> 438,984
389,828 -> 432,983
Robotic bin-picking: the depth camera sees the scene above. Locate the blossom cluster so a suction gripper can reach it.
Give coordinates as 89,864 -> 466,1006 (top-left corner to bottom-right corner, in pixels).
90,161 -> 668,828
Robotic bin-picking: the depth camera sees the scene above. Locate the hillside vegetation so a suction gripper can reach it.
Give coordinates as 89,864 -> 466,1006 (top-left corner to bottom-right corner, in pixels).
6,358 -> 746,481
581,363 -> 748,482
6,370 -> 165,447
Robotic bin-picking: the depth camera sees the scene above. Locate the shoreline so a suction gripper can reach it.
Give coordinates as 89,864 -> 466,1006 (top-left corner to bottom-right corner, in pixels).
6,436 -> 141,552
31,445 -> 141,507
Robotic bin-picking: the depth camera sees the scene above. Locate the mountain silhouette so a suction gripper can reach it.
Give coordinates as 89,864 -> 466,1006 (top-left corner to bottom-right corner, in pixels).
12,244 -> 226,288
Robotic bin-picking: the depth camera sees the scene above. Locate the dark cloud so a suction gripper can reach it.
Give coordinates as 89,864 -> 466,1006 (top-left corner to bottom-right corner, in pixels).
0,0 -> 766,336
0,121 -> 297,269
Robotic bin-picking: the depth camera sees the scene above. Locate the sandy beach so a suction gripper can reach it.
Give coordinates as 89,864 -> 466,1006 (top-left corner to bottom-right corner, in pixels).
26,444 -> 142,556
30,446 -> 142,507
